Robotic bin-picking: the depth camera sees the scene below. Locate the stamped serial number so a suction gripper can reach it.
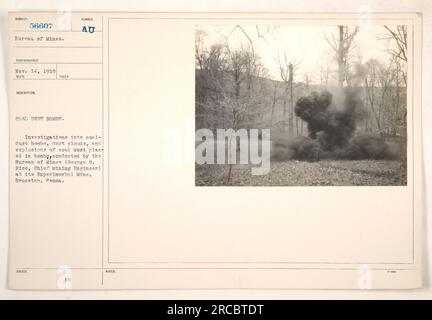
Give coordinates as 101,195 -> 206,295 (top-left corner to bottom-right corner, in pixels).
29,22 -> 53,29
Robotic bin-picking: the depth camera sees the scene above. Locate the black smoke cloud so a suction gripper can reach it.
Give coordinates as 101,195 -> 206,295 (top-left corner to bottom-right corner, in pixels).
271,89 -> 399,161
295,89 -> 358,149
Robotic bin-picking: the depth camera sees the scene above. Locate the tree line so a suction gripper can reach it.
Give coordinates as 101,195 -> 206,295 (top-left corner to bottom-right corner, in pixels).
195,25 -> 408,141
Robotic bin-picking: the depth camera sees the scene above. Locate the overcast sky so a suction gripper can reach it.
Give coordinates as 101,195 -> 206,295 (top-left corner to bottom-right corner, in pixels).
197,25 -> 402,85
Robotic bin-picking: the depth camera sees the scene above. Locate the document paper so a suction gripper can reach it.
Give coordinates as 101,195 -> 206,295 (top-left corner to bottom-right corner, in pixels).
8,12 -> 423,289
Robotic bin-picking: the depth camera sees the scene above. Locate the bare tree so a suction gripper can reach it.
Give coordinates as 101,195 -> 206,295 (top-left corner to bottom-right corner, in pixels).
278,50 -> 301,135
363,58 -> 404,138
382,25 -> 407,86
269,80 -> 279,128
383,26 -> 407,62
195,28 -> 270,184
325,26 -> 359,87
195,41 -> 230,129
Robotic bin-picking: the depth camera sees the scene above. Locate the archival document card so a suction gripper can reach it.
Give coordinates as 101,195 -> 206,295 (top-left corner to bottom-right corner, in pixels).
8,12 -> 423,289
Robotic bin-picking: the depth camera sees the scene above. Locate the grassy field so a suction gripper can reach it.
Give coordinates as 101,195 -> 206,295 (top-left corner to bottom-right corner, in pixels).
195,160 -> 407,186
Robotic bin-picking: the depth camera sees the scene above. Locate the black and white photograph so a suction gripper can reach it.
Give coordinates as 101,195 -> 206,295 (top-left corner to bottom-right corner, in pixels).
2,4 -> 428,298
195,25 -> 408,186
